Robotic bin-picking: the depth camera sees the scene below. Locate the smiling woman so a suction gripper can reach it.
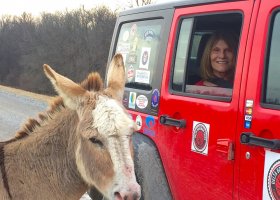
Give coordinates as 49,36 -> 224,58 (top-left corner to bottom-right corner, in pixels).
196,30 -> 238,88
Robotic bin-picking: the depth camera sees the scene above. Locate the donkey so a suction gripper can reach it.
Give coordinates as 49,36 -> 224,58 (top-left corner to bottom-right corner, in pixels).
0,54 -> 141,200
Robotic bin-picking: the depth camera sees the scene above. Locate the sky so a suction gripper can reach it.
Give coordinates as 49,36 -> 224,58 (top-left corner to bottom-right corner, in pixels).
0,0 -> 169,17
0,0 -> 127,16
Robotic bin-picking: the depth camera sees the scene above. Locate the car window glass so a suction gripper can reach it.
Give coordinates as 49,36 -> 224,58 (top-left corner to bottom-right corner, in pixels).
172,18 -> 193,91
115,20 -> 162,90
172,13 -> 242,100
264,12 -> 280,105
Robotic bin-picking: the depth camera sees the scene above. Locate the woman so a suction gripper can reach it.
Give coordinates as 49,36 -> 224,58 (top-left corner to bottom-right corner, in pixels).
196,31 -> 238,88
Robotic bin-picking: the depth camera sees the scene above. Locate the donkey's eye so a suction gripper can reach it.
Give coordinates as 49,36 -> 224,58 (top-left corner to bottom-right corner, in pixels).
89,137 -> 103,147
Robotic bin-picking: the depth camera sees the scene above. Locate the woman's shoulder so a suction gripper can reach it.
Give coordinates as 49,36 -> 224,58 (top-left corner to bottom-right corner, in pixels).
195,80 -> 204,86
195,80 -> 217,87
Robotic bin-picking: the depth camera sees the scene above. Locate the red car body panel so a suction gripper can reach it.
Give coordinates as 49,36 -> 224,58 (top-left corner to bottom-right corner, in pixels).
158,1 -> 255,199
237,1 -> 280,199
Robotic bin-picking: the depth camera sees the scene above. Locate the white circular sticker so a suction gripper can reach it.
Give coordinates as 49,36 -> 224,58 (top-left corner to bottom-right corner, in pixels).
123,30 -> 129,42
136,115 -> 142,130
136,95 -> 148,109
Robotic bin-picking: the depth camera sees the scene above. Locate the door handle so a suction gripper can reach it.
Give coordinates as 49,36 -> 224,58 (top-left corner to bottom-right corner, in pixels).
159,115 -> 186,128
240,132 -> 280,150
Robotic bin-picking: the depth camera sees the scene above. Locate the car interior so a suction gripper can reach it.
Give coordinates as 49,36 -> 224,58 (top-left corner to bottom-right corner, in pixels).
185,13 -> 242,86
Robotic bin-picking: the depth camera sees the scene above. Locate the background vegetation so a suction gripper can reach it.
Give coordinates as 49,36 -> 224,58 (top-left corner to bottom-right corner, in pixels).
0,6 -> 117,95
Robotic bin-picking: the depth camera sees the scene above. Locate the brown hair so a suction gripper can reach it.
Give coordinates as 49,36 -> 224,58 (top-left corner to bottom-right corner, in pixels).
200,30 -> 238,81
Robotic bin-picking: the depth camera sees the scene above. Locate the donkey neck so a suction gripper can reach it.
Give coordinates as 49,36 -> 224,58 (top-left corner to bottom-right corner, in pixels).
2,108 -> 88,199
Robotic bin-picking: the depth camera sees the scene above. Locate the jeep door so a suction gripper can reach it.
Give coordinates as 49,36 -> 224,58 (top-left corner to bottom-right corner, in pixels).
238,1 -> 280,199
158,1 -> 254,199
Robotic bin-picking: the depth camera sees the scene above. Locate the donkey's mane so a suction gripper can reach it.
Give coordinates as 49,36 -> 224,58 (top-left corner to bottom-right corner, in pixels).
14,72 -> 104,140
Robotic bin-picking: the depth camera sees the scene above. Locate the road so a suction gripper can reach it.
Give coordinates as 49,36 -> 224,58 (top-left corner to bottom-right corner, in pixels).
0,86 -> 92,200
0,87 -> 48,140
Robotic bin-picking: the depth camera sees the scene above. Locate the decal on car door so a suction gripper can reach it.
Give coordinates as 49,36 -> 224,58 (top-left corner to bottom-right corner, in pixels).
263,150 -> 280,200
244,99 -> 254,129
191,121 -> 210,155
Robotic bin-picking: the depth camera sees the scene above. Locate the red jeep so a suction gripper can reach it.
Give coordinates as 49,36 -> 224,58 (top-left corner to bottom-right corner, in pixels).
105,0 -> 280,199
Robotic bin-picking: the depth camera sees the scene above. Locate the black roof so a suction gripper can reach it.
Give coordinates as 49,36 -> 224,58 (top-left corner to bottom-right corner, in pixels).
119,0 -> 236,16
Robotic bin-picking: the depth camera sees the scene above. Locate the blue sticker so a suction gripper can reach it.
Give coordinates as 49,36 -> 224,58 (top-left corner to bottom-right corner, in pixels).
143,115 -> 156,137
244,121 -> 251,129
129,92 -> 136,109
151,89 -> 160,108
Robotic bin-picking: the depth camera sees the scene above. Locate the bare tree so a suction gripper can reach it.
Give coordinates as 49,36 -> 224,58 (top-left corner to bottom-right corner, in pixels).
135,0 -> 152,6
127,0 -> 156,8
0,6 -> 117,95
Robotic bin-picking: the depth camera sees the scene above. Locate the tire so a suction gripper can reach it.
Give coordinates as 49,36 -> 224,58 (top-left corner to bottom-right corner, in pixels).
87,187 -> 105,200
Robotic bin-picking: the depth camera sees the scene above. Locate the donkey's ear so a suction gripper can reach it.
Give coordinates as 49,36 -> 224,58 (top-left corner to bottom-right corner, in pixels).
105,54 -> 125,102
43,64 -> 88,110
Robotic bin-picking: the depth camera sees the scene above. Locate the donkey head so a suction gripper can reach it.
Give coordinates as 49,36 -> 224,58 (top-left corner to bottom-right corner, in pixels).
43,54 -> 141,200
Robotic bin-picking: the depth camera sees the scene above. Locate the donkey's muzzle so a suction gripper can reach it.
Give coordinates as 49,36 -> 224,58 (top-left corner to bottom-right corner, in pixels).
114,182 -> 141,200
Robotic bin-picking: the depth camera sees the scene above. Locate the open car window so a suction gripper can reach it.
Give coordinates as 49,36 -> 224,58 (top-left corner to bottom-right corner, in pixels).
171,13 -> 242,100
263,11 -> 280,108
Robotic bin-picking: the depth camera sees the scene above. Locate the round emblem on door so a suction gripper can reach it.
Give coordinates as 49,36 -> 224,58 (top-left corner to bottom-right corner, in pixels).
193,123 -> 208,152
267,159 -> 280,200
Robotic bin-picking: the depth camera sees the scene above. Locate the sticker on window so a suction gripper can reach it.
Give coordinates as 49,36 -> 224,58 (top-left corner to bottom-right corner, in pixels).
122,30 -> 129,42
136,95 -> 148,109
129,92 -> 136,109
135,70 -> 150,84
126,65 -> 135,82
139,47 -> 151,69
116,43 -> 130,54
144,30 -> 155,41
151,89 -> 160,108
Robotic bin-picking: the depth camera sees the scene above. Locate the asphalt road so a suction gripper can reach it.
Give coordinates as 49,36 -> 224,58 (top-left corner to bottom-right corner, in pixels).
0,88 -> 48,141
0,87 -> 92,200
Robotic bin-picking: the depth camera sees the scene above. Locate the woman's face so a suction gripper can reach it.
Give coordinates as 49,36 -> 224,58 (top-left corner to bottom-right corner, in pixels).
210,39 -> 234,79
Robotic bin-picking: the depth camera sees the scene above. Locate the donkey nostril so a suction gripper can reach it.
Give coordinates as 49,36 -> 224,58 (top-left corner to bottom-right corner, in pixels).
114,190 -> 140,200
133,192 -> 140,200
114,192 -> 122,200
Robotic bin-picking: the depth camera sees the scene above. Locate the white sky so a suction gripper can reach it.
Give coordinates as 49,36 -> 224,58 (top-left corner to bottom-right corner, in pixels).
0,0 -> 169,17
0,0 -> 127,16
